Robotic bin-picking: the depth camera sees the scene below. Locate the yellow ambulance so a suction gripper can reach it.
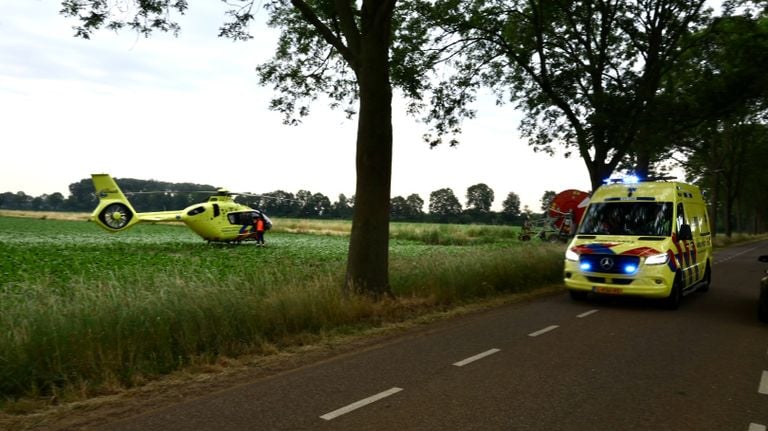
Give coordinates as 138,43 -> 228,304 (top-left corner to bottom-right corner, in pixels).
564,179 -> 713,308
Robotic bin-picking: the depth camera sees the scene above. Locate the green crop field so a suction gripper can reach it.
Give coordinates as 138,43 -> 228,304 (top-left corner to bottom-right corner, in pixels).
0,214 -> 565,408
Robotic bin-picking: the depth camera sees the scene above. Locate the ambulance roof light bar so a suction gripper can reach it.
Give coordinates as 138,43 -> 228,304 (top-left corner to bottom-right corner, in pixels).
603,175 -> 640,185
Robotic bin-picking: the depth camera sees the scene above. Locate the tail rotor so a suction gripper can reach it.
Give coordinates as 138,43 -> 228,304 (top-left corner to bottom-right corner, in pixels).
99,202 -> 133,229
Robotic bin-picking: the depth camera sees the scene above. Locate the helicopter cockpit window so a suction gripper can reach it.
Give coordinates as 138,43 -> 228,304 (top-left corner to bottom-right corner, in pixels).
212,203 -> 220,218
187,206 -> 205,216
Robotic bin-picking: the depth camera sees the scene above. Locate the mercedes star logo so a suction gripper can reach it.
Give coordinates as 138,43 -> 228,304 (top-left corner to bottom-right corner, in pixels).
600,257 -> 615,270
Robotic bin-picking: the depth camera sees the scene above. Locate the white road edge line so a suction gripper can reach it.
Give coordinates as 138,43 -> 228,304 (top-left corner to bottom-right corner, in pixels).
528,325 -> 559,337
453,348 -> 501,367
320,387 -> 403,421
577,309 -> 599,318
748,423 -> 766,431
715,245 -> 760,264
759,371 -> 768,395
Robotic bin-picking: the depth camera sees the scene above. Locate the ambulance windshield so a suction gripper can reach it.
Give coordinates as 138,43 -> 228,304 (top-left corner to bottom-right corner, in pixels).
578,202 -> 673,236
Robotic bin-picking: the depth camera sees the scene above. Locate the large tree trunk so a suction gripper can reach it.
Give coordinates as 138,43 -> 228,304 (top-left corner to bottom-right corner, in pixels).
725,196 -> 734,237
634,150 -> 651,180
344,2 -> 394,298
710,173 -> 719,239
586,159 -> 615,192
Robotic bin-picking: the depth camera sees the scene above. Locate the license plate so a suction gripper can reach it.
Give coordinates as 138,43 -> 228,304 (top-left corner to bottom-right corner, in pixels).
593,286 -> 623,295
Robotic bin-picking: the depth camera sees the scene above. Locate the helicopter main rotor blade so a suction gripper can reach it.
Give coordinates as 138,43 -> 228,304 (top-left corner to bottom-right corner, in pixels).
121,190 -> 217,195
237,193 -> 304,203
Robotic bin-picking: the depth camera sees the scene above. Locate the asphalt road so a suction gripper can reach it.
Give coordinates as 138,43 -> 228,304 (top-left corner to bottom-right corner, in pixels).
97,240 -> 768,431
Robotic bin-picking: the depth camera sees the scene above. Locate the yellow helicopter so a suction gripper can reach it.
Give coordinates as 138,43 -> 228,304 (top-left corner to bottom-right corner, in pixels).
90,173 -> 273,243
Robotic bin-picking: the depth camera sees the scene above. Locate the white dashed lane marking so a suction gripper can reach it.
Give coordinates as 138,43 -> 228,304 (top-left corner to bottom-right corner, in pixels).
320,387 -> 403,420
748,423 -> 766,431
759,371 -> 768,395
714,246 -> 760,264
528,325 -> 559,337
453,348 -> 501,367
577,309 -> 599,318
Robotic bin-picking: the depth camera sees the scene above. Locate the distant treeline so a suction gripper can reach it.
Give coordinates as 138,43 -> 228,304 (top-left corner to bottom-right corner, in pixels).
0,178 -> 542,225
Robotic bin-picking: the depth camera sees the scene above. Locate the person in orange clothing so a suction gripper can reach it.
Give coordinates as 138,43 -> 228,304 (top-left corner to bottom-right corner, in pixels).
254,214 -> 266,246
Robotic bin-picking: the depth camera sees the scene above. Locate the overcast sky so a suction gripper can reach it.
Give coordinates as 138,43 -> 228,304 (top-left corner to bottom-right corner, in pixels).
1,0 -> 594,211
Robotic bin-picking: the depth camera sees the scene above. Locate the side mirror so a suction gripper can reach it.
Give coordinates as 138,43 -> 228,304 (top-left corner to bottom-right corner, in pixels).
759,255 -> 768,263
678,224 -> 693,241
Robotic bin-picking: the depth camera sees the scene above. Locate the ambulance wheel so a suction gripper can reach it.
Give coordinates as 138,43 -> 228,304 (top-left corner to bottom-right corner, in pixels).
759,284 -> 768,323
569,290 -> 588,301
699,263 -> 711,293
662,278 -> 682,310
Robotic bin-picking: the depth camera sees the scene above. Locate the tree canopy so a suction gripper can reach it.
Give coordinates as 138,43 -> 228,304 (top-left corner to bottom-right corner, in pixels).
429,188 -> 463,219
501,191 -> 522,220
540,190 -> 556,212
465,183 -> 495,212
658,10 -> 768,236
423,0 -> 714,189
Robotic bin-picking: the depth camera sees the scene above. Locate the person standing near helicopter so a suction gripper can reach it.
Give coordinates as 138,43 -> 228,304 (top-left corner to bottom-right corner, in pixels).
254,213 -> 266,246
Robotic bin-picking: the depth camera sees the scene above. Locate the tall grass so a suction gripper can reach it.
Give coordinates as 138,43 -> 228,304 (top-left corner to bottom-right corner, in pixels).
390,223 -> 520,245
1,272 -> 352,399
274,218 -> 521,245
391,244 -> 563,301
0,216 -> 561,406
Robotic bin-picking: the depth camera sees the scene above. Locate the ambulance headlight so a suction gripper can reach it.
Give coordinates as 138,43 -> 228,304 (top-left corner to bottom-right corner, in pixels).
645,253 -> 669,265
565,249 -> 579,262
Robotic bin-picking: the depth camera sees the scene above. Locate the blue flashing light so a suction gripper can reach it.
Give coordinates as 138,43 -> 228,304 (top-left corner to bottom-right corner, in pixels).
603,174 -> 641,185
623,264 -> 638,274
580,262 -> 592,271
